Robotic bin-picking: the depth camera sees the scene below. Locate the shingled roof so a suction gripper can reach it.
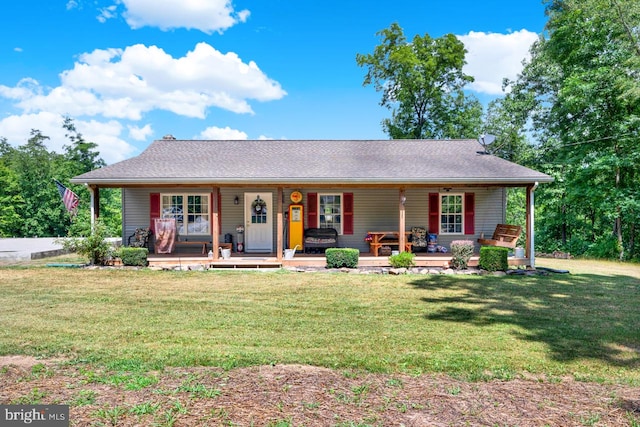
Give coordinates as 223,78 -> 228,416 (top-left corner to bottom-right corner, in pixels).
71,139 -> 552,186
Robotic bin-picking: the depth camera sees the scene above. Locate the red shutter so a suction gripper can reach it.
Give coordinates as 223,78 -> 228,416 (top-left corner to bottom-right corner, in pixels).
307,193 -> 317,228
428,193 -> 439,234
150,193 -> 160,233
464,192 -> 475,235
343,193 -> 354,235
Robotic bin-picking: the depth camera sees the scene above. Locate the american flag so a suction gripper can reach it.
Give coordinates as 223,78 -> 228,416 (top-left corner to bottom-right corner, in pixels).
54,179 -> 80,215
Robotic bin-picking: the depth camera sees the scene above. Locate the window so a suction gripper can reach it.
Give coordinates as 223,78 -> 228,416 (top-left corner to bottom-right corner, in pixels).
440,194 -> 463,234
251,195 -> 268,224
161,193 -> 210,235
319,194 -> 342,233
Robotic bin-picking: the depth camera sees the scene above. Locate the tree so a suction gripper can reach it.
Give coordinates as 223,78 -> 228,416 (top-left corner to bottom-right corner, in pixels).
0,139 -> 24,237
0,118 -> 122,238
508,0 -> 640,260
356,23 -> 483,139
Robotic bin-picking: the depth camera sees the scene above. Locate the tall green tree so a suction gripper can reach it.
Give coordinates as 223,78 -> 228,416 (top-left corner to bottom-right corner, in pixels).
0,139 -> 24,237
356,23 -> 483,139
509,0 -> 640,259
8,130 -> 71,237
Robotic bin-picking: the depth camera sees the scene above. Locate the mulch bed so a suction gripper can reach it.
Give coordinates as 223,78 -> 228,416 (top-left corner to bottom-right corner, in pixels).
1,357 -> 639,426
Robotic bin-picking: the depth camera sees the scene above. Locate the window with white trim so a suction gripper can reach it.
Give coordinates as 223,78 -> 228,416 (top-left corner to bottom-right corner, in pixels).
440,193 -> 463,234
161,193 -> 210,235
318,194 -> 342,234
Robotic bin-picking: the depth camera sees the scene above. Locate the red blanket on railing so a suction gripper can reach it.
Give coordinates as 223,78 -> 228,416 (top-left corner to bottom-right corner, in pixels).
154,218 -> 176,254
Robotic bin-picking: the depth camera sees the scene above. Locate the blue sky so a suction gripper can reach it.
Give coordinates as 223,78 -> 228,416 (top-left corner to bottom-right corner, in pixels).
0,1 -> 547,164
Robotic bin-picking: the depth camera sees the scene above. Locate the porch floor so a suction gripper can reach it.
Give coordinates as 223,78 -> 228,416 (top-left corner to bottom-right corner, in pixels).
147,251 -> 530,269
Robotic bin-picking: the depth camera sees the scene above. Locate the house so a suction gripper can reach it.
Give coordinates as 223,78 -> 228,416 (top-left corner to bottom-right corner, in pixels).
71,137 -> 553,267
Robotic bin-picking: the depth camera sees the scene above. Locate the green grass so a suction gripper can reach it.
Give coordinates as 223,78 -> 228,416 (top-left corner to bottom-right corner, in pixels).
0,259 -> 638,384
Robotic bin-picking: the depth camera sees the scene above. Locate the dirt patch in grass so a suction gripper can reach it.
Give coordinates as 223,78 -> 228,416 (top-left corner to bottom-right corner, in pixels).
1,359 -> 639,426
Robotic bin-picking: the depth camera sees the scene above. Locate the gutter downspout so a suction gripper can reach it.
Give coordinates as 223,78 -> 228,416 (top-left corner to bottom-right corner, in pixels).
528,182 -> 539,269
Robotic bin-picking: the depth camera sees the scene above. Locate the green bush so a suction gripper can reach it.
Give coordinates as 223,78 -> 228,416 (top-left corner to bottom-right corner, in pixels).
325,248 -> 359,269
388,251 -> 415,268
585,235 -> 621,259
450,240 -> 475,270
478,246 -> 509,272
59,220 -> 114,265
118,247 -> 149,266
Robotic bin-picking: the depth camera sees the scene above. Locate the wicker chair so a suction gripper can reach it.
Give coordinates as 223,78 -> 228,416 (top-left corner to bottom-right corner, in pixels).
128,227 -> 152,249
410,226 -> 428,252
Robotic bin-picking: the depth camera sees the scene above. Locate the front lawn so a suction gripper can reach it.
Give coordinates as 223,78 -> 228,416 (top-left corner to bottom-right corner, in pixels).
1,259 -> 638,385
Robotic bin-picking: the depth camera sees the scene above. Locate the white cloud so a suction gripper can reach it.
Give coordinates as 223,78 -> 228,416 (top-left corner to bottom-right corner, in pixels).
2,43 -> 286,121
0,112 -> 136,164
197,126 -> 248,140
116,0 -> 250,34
97,5 -> 118,23
128,124 -> 153,141
458,30 -> 539,95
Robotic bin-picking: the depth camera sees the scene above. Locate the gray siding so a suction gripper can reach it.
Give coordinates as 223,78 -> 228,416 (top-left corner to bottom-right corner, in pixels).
123,187 -> 506,253
122,188 -> 151,245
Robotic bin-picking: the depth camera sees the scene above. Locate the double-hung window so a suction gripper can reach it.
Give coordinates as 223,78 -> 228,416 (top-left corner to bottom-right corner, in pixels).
318,194 -> 342,234
440,193 -> 463,234
161,194 -> 210,235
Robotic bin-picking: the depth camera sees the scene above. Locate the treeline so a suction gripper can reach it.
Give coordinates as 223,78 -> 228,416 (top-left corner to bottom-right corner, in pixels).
0,118 -> 121,238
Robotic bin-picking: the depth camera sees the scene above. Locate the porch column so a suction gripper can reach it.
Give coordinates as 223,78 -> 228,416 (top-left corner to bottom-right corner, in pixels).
526,182 -> 539,268
88,185 -> 96,227
276,187 -> 283,261
92,185 -> 100,219
399,189 -> 406,252
212,186 -> 220,260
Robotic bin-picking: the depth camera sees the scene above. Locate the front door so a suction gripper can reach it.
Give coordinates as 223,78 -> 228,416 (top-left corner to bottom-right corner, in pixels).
244,192 -> 273,253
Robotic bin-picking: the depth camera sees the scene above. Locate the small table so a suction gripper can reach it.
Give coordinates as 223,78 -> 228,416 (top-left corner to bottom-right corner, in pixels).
367,231 -> 412,256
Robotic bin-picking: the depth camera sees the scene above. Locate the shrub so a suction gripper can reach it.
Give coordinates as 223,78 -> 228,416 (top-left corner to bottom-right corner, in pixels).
59,220 -> 113,265
325,248 -> 359,269
478,246 -> 509,272
450,240 -> 475,270
585,235 -> 622,259
118,247 -> 149,266
388,251 -> 415,268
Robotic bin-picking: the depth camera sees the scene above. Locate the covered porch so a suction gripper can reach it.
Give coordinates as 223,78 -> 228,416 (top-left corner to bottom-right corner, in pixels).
86,183 -> 540,268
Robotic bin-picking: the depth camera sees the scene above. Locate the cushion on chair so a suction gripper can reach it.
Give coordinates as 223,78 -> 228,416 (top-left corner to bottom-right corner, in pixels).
411,227 -> 427,248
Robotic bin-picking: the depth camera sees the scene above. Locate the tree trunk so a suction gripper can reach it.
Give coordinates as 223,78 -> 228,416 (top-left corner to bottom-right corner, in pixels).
615,166 -> 624,261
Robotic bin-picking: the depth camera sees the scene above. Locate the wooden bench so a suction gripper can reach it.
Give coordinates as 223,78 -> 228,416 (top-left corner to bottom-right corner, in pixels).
175,240 -> 211,254
477,224 -> 522,249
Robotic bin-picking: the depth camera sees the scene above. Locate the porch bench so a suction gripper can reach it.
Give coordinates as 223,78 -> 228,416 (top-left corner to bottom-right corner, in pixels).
369,240 -> 413,256
304,228 -> 338,253
174,239 -> 209,254
477,224 -> 522,249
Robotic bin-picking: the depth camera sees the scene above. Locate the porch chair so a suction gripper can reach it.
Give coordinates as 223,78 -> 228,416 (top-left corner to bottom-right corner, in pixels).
128,227 -> 152,249
410,226 -> 428,252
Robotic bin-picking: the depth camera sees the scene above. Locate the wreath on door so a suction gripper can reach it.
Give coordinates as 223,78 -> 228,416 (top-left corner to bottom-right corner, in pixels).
251,196 -> 267,214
